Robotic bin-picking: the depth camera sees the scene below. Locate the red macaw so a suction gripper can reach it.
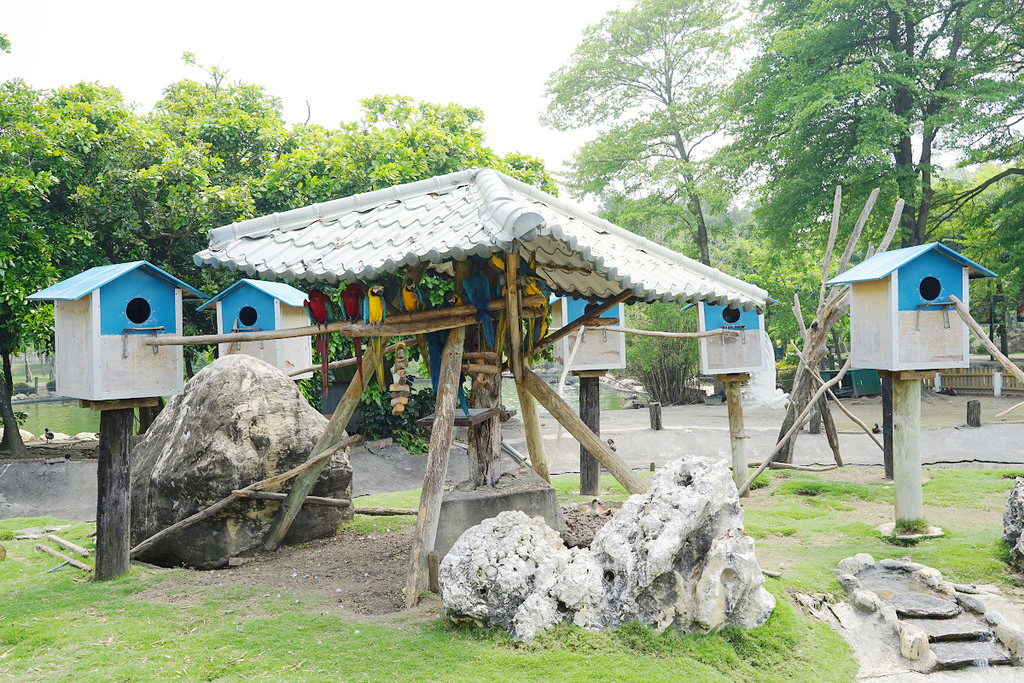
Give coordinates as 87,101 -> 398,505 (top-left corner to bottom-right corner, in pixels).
304,288 -> 332,400
341,283 -> 366,385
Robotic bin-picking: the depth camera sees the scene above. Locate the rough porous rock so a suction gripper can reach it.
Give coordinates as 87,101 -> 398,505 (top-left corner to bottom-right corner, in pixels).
130,354 -> 350,569
440,457 -> 775,641
438,510 -> 572,630
1003,478 -> 1024,571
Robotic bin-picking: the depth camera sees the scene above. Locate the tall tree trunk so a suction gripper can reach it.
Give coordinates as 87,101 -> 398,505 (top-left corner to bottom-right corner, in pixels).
690,191 -> 712,266
0,351 -> 29,457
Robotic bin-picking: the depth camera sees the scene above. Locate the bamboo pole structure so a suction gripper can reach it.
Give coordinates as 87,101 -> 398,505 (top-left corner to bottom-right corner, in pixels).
146,295 -> 546,348
405,325 -> 465,607
261,341 -> 385,551
521,367 -> 646,494
504,253 -> 550,481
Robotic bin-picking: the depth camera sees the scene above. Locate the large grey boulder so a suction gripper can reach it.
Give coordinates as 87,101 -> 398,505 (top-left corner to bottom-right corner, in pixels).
1004,478 -> 1024,571
440,457 -> 775,641
130,354 -> 350,568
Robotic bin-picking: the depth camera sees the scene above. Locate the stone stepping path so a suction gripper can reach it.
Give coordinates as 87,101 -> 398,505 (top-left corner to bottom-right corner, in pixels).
836,554 -> 1020,673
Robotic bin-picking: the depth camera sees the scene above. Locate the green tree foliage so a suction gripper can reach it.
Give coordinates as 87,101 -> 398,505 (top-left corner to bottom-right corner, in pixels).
545,0 -> 744,264
732,0 -> 1024,250
258,95 -> 555,213
625,302 -> 705,404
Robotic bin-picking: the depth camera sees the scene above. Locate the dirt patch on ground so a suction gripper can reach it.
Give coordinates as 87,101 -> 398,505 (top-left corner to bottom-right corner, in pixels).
137,526 -> 418,620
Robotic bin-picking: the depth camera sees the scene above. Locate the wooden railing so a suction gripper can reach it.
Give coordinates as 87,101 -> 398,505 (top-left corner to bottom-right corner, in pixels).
936,365 -> 1024,395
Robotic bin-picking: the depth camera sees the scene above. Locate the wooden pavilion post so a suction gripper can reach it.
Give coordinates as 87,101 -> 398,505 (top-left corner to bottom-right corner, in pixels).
504,253 -> 550,482
94,407 -> 133,580
718,373 -> 750,494
261,340 -> 384,551
405,325 -> 465,607
575,370 -> 604,496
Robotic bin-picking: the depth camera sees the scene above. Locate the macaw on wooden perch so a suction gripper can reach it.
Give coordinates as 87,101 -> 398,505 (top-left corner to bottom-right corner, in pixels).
303,288 -> 332,399
362,284 -> 387,390
341,282 -> 365,385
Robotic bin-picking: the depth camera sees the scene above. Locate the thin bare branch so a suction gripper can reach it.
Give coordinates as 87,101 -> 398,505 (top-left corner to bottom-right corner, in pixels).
837,188 -> 880,274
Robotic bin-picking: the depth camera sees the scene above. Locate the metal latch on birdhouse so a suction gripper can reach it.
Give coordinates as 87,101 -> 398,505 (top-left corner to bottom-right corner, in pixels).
230,319 -> 263,350
720,324 -> 747,344
916,302 -> 952,331
123,326 -> 166,357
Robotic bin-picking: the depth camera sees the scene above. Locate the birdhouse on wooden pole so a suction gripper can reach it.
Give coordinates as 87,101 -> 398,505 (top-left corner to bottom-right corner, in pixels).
827,243 -> 995,531
697,303 -> 765,376
826,243 -> 996,371
551,296 -> 626,372
28,261 -> 207,401
197,279 -> 313,378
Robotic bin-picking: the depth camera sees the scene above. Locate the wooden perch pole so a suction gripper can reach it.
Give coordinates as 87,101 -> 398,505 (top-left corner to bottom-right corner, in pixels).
950,295 -> 1024,391
405,325 -> 465,608
521,367 -> 646,494
148,295 -> 545,347
505,253 -> 550,481
720,373 -> 750,494
261,341 -> 385,551
287,340 -> 416,377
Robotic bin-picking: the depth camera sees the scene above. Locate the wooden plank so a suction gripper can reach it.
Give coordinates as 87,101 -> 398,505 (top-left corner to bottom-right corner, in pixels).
405,325 -> 465,608
521,367 -> 646,494
80,397 -> 159,412
893,376 -> 923,523
416,407 -> 499,428
504,252 -> 550,482
579,375 -> 601,496
231,490 -> 352,508
35,544 -> 92,572
43,533 -> 90,558
95,408 -> 132,581
260,341 -> 385,551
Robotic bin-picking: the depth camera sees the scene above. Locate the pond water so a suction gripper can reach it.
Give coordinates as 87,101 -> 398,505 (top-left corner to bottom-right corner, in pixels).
499,376 -> 628,413
14,399 -> 101,439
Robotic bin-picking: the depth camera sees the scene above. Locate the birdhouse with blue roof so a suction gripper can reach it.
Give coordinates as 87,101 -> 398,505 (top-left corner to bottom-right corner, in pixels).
826,243 -> 996,371
698,302 -> 766,375
28,261 -> 207,401
551,296 -> 626,371
197,279 -> 312,378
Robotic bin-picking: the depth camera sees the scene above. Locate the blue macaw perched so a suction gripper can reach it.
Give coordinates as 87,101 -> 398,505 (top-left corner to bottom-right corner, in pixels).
425,328 -> 469,417
462,269 -> 495,349
362,284 -> 387,390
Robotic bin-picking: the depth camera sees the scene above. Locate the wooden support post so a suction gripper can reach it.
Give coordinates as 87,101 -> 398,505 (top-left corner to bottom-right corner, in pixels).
405,325 -> 465,608
95,408 -> 133,581
521,367 -> 645,494
261,340 -> 384,551
576,372 -> 603,496
428,551 -> 440,594
468,321 -> 502,488
720,374 -> 749,493
892,374 -> 923,523
881,374 -> 894,480
648,401 -> 663,431
504,252 -> 550,482
967,400 -> 981,428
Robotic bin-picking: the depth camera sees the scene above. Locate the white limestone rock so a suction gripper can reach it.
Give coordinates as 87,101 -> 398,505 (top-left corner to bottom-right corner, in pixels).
1004,478 -> 1024,572
441,457 -> 775,642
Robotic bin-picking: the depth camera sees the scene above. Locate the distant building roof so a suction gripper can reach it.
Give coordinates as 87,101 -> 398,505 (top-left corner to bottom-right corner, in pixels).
196,278 -> 308,312
195,168 -> 768,311
28,261 -> 208,301
826,243 -> 996,285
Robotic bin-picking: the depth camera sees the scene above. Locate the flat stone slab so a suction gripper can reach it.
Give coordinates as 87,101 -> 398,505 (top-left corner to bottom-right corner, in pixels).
888,591 -> 961,619
903,615 -> 993,642
931,639 -> 1012,670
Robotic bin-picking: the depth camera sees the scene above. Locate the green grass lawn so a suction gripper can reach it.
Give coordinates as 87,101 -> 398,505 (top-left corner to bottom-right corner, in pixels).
3,467 -> 1021,681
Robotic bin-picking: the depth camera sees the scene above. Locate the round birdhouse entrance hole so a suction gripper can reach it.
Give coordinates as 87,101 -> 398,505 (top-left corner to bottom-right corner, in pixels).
722,307 -> 741,324
125,297 -> 151,324
238,306 -> 258,327
919,276 -> 941,301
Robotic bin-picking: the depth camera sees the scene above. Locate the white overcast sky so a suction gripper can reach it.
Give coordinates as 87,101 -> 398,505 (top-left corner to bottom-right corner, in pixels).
1,0 -> 624,180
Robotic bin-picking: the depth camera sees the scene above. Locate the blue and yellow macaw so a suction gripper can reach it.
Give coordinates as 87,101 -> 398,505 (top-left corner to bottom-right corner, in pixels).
400,278 -> 431,381
524,276 -> 551,359
362,284 -> 387,389
462,269 -> 495,349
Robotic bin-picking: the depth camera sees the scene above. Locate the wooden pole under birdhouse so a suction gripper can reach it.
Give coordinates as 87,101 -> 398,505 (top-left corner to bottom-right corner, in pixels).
718,373 -> 750,494
575,370 -> 605,496
94,406 -> 133,581
885,370 -> 928,523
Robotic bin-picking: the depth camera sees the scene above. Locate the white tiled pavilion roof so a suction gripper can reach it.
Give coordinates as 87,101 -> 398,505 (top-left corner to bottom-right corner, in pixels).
194,168 -> 768,311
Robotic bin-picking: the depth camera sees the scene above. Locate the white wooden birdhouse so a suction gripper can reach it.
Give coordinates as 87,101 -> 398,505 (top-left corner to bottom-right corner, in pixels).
826,243 -> 996,371
698,302 -> 766,375
28,261 -> 207,401
197,279 -> 313,378
551,297 -> 626,371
